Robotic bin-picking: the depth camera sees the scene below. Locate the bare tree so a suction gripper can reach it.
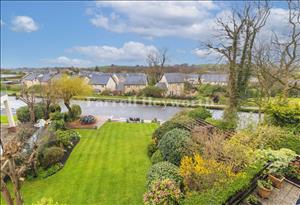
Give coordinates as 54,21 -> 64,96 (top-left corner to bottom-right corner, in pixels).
146,48 -> 169,84
205,2 -> 270,124
19,86 -> 38,123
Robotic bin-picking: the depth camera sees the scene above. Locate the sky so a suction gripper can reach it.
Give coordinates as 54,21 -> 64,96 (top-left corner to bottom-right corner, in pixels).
0,1 -> 290,68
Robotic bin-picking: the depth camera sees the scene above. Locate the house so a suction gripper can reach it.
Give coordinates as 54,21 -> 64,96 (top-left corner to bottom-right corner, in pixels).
89,73 -> 117,92
158,73 -> 186,96
21,72 -> 60,87
200,74 -> 228,86
123,74 -> 148,93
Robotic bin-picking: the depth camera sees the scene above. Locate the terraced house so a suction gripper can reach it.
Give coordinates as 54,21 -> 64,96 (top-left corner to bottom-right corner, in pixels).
21,72 -> 61,87
89,73 -> 117,92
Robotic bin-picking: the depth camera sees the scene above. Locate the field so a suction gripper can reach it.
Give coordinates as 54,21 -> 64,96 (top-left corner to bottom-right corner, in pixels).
2,122 -> 158,205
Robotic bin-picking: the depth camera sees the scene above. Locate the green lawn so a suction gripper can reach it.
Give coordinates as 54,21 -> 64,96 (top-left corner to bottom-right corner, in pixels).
0,115 -> 17,124
2,122 -> 158,205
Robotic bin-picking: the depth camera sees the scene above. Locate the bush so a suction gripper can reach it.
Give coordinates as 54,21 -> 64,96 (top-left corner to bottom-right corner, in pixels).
143,179 -> 182,205
69,104 -> 82,120
32,197 -> 65,205
147,140 -> 158,158
206,118 -> 236,131
80,115 -> 96,125
49,104 -> 61,113
158,128 -> 194,166
197,84 -> 226,97
180,154 -> 240,192
51,119 -> 65,131
16,106 -> 30,123
50,112 -> 64,121
152,121 -> 187,143
55,130 -> 80,147
265,100 -> 300,127
35,103 -> 46,120
151,150 -> 164,164
38,163 -> 63,179
147,162 -> 182,188
142,86 -> 165,98
17,127 -> 35,141
188,107 -> 212,120
42,146 -> 65,168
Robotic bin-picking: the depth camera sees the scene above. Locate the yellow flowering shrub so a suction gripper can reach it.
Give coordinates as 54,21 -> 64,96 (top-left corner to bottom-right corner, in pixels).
180,154 -> 240,192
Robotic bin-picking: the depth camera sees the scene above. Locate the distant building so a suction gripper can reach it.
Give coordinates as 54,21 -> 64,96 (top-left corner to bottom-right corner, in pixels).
123,74 -> 148,93
89,73 -> 117,92
158,73 -> 186,96
21,72 -> 60,87
200,74 -> 228,86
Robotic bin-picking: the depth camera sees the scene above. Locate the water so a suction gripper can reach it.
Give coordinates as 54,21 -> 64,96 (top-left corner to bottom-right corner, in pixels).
1,74 -> 19,78
1,96 -> 260,127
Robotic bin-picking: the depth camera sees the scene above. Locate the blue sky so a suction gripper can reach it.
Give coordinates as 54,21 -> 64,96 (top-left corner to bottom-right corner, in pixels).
0,1 -> 289,68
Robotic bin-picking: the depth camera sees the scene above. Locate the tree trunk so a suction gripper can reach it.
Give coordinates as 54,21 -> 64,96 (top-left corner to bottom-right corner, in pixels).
9,159 -> 23,205
29,105 -> 35,123
64,101 -> 72,113
1,181 -> 14,205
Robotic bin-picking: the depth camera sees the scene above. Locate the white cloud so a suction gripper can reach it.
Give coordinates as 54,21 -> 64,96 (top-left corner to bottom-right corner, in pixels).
11,16 -> 38,32
71,41 -> 158,62
45,56 -> 91,67
89,1 -> 218,39
0,20 -> 4,26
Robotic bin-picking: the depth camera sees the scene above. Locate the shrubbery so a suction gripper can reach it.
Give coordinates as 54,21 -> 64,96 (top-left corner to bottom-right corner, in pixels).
69,104 -> 82,120
206,118 -> 236,131
41,146 -> 65,168
188,107 -> 212,120
50,112 -> 64,121
55,130 -> 80,147
38,163 -> 63,179
152,121 -> 187,143
147,162 -> 182,188
158,128 -> 194,165
143,179 -> 182,205
142,86 -> 165,98
147,140 -> 158,157
151,150 -> 164,164
16,103 -> 47,123
51,119 -> 65,131
49,104 -> 61,113
32,197 -> 65,205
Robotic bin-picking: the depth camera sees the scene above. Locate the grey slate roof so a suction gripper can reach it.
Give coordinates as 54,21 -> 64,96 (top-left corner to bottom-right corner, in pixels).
89,73 -> 113,85
200,74 -> 228,83
163,73 -> 187,83
124,75 -> 148,85
23,73 -> 39,81
23,72 -> 60,82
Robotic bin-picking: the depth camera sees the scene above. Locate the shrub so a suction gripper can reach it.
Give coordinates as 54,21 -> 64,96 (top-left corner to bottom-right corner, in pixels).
265,100 -> 300,127
142,86 -> 165,98
38,163 -> 63,179
16,106 -> 30,123
55,130 -> 80,147
50,112 -> 64,121
147,140 -> 158,158
188,107 -> 212,120
180,154 -> 239,192
206,118 -> 236,131
49,104 -> 61,113
158,128 -> 194,165
51,119 -> 65,131
197,84 -> 226,97
42,146 -> 65,168
147,162 -> 182,188
80,115 -> 96,125
143,179 -> 182,205
17,127 -> 35,141
32,198 -> 65,205
152,121 -> 187,142
151,150 -> 164,164
35,103 -> 46,120
69,104 -> 82,120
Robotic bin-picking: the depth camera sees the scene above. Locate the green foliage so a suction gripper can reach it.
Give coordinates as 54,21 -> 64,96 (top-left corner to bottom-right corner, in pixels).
69,104 -> 82,120
198,84 -> 226,97
183,163 -> 264,205
147,140 -> 158,158
16,106 -> 30,123
147,162 -> 182,188
188,107 -> 212,120
142,86 -> 165,98
158,128 -> 194,165
32,198 -> 65,205
50,112 -> 64,121
17,127 -> 35,141
51,119 -> 65,131
265,101 -> 300,127
41,146 -> 65,168
143,179 -> 182,205
38,163 -> 63,179
206,118 -> 236,131
152,121 -> 187,142
257,179 -> 273,190
49,104 -> 61,113
35,103 -> 47,120
151,150 -> 164,164
55,130 -> 80,147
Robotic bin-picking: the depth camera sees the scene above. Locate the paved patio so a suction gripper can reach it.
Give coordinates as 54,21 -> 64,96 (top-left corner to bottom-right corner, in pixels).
254,180 -> 300,205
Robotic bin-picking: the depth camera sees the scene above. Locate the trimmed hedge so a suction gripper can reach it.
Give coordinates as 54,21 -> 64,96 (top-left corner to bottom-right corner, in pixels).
151,150 -> 164,164
16,103 -> 46,123
188,107 -> 212,120
158,128 -> 194,166
147,162 -> 182,188
41,146 -> 65,168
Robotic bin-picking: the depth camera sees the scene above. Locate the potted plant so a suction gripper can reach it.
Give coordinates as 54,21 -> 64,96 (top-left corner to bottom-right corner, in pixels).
257,179 -> 273,199
268,171 -> 285,189
245,195 -> 262,205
